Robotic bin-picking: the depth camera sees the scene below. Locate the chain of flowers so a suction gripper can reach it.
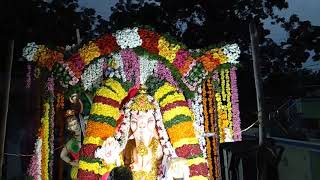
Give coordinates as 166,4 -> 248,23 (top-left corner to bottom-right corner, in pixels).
120,49 -> 141,85
27,138 -> 42,180
191,87 -> 206,158
22,28 -> 240,91
202,83 -> 213,178
225,69 -> 234,142
207,78 -> 222,179
220,69 -> 226,101
81,57 -> 107,90
139,56 -> 157,84
230,67 -> 242,141
40,102 -> 50,180
112,53 -> 127,82
56,93 -> 64,109
78,79 -> 129,178
49,98 -> 55,177
156,61 -> 179,88
26,64 -> 32,88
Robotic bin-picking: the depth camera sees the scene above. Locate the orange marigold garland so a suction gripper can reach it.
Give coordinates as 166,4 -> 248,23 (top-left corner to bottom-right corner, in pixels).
202,82 -> 213,179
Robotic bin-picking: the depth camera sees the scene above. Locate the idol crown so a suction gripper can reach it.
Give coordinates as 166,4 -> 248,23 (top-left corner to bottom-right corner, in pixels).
129,85 -> 156,111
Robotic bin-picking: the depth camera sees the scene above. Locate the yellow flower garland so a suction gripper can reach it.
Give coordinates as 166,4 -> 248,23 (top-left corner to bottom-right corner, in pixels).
79,41 -> 101,65
83,136 -> 104,146
91,103 -> 120,120
172,137 -> 199,149
162,106 -> 193,122
190,176 -> 209,180
154,83 -> 177,102
41,103 -> 50,180
159,92 -> 186,107
211,48 -> 228,64
95,87 -> 122,103
225,69 -> 234,141
104,79 -> 127,100
158,37 -> 180,63
187,157 -> 207,166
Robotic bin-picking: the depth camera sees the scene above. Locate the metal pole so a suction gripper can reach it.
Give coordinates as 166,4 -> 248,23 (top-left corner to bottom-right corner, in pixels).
249,22 -> 265,145
249,21 -> 267,180
0,40 -> 14,178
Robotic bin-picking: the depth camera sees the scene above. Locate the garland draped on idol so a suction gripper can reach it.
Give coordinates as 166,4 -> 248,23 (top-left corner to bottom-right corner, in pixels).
22,27 -> 242,179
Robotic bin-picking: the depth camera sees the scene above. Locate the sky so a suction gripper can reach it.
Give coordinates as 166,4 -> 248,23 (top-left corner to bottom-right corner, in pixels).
263,0 -> 320,70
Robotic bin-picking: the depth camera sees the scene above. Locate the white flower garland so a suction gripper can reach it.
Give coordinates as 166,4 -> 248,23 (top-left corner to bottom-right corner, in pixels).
23,42 -> 38,62
112,53 -> 127,82
223,43 -> 241,64
224,128 -> 234,142
191,87 -> 207,158
115,27 -> 142,49
81,58 -> 106,90
35,138 -> 42,180
139,56 -> 157,84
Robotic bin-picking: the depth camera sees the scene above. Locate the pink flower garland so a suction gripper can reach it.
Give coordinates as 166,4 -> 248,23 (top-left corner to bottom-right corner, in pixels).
173,49 -> 190,69
46,75 -> 55,94
49,100 -> 55,176
26,64 -> 32,88
230,67 -> 242,141
155,62 -> 178,87
28,153 -> 40,179
120,49 -> 140,85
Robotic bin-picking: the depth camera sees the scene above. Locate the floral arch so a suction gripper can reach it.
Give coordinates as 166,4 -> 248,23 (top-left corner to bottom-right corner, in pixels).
23,27 -> 241,180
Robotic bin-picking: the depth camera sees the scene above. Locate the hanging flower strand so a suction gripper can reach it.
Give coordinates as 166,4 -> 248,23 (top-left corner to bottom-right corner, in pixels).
230,67 -> 242,141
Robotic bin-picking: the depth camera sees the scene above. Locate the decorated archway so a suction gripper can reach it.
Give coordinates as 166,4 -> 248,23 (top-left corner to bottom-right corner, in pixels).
23,27 -> 241,180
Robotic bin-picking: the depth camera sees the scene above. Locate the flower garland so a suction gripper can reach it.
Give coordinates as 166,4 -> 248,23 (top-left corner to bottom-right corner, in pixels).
79,41 -> 101,65
158,36 -> 181,63
26,64 -> 32,88
222,44 -> 241,64
215,69 -> 235,143
139,55 -> 157,84
156,61 -> 178,87
230,67 -> 242,141
49,99 -> 55,177
81,57 -> 107,90
138,28 -> 160,54
27,138 -> 42,180
120,49 -> 140,85
191,87 -> 206,158
148,79 -> 209,179
201,83 -> 213,178
56,93 -> 64,109
23,28 -> 240,93
225,69 -> 234,142
78,79 -> 129,178
23,42 -> 39,62
95,34 -> 119,54
112,53 -> 127,82
27,79 -> 55,180
115,27 -> 142,49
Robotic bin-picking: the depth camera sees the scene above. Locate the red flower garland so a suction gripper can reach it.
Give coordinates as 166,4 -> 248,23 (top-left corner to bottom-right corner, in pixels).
138,28 -> 160,54
175,144 -> 202,159
80,144 -> 98,158
95,34 -> 119,55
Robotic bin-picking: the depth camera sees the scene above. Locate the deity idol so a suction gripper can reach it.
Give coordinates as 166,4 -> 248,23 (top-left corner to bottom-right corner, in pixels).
122,90 -> 163,180
94,85 -> 190,180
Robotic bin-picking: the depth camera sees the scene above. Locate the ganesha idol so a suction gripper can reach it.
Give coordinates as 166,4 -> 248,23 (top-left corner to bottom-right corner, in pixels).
94,86 -> 191,180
